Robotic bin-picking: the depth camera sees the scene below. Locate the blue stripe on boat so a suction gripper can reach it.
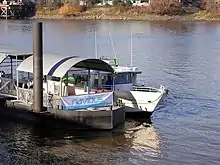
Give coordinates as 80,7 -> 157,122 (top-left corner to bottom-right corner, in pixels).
47,56 -> 76,76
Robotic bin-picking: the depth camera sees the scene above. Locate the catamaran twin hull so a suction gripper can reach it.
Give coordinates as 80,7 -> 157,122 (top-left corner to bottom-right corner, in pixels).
115,85 -> 168,118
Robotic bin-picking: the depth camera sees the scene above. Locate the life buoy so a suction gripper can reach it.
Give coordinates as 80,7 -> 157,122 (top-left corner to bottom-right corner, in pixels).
0,70 -> 5,77
95,88 -> 104,93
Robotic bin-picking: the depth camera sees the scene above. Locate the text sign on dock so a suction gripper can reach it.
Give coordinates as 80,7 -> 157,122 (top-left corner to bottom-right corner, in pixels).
61,92 -> 113,110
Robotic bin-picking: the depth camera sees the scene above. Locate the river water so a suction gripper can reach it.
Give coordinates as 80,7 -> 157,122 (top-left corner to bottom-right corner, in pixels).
0,20 -> 220,165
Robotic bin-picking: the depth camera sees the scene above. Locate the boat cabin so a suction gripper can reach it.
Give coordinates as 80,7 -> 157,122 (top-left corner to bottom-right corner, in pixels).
97,57 -> 142,92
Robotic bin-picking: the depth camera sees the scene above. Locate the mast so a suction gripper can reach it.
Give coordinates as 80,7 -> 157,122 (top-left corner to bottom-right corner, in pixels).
95,30 -> 98,59
130,31 -> 133,66
108,32 -> 117,60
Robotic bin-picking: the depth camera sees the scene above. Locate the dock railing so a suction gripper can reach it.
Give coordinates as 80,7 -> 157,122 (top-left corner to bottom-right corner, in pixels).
0,77 -> 17,96
17,87 -> 61,109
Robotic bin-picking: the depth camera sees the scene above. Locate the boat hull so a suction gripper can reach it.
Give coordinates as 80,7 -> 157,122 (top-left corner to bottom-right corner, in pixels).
115,86 -> 168,118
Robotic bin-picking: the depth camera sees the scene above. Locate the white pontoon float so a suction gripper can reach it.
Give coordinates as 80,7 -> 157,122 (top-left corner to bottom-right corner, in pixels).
0,50 -> 125,130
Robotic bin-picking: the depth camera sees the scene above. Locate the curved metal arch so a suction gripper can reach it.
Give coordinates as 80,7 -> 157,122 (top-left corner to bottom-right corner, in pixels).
17,54 -> 115,78
50,58 -> 115,78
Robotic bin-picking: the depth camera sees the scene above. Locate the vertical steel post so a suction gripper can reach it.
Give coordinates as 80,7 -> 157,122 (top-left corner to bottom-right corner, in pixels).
33,22 -> 43,113
10,57 -> 13,79
88,69 -> 91,94
16,55 -> 19,99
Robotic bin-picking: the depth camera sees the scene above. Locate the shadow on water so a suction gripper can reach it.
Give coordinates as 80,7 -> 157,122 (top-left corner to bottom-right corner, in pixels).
0,114 -> 152,140
0,115 -> 162,165
148,21 -> 197,35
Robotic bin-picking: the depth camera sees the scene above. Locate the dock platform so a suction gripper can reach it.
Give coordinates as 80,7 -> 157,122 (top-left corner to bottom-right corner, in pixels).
0,99 -> 125,130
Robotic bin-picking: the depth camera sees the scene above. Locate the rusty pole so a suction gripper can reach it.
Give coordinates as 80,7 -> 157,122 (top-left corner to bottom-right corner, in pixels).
33,22 -> 43,113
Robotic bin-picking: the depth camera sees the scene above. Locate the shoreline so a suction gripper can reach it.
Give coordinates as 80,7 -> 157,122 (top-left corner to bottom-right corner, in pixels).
31,14 -> 220,22
30,7 -> 220,22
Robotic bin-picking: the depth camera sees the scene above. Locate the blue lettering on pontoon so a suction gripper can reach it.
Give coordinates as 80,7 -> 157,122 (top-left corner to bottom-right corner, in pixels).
72,96 -> 103,105
61,92 -> 113,110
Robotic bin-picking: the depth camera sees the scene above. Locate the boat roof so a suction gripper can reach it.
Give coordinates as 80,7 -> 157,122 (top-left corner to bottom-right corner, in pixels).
0,49 -> 32,63
102,58 -> 141,74
113,66 -> 141,73
17,54 -> 115,78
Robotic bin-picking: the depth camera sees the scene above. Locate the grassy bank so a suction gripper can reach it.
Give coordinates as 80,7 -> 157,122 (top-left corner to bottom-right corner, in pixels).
32,2 -> 220,21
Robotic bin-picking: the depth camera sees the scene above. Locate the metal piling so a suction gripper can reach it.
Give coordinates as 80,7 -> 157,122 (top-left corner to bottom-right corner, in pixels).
33,22 -> 43,113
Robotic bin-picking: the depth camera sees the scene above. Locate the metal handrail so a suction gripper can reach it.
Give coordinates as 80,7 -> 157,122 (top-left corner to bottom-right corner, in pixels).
101,85 -> 114,91
132,85 -> 162,92
0,77 -> 17,96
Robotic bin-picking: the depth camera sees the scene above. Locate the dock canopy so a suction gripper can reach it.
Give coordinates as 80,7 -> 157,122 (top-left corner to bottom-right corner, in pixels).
0,49 -> 32,64
17,54 -> 115,78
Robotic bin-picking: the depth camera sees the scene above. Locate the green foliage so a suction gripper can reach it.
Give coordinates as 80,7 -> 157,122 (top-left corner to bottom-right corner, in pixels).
80,5 -> 87,12
91,0 -> 102,4
202,0 -> 220,12
113,0 -> 132,7
149,0 -> 184,15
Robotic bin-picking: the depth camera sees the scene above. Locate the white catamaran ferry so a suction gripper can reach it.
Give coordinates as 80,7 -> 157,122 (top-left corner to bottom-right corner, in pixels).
54,57 -> 168,118
100,58 -> 168,118
87,32 -> 169,118
75,57 -> 168,118
49,32 -> 168,118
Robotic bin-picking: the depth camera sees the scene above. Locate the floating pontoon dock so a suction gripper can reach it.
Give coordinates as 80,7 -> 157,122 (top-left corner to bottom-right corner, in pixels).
0,22 -> 125,130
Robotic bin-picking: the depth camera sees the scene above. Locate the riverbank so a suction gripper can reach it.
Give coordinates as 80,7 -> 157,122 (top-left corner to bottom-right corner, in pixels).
32,6 -> 220,21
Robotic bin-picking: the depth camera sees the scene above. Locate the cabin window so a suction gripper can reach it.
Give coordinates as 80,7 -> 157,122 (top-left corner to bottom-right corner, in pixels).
114,73 -> 132,84
94,78 -> 98,87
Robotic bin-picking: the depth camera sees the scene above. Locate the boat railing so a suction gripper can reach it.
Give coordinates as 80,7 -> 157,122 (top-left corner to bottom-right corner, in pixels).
101,85 -> 114,91
0,77 -> 17,96
17,87 -> 61,109
132,85 -> 160,92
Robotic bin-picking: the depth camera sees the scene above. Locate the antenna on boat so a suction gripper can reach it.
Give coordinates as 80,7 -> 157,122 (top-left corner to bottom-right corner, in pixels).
108,32 -> 117,59
94,30 -> 98,59
130,31 -> 133,66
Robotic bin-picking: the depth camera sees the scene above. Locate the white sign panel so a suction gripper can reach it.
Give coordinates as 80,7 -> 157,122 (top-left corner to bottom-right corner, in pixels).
61,92 -> 113,110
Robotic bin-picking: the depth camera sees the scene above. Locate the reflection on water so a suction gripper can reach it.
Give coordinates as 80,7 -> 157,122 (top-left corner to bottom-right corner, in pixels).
148,21 -> 197,35
0,116 -> 161,165
125,125 -> 162,164
41,124 -> 161,165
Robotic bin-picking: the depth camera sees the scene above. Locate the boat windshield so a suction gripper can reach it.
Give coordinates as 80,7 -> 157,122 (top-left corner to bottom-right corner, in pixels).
113,73 -> 133,84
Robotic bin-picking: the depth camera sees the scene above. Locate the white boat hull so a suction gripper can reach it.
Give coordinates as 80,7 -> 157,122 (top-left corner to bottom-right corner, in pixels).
115,86 -> 168,118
